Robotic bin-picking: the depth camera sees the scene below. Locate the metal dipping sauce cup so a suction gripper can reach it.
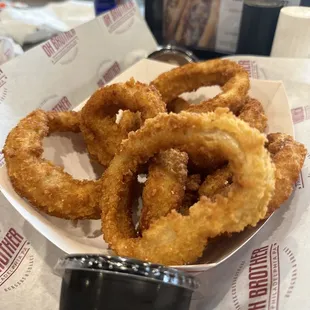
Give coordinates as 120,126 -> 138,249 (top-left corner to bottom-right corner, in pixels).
148,45 -> 199,65
54,254 -> 200,310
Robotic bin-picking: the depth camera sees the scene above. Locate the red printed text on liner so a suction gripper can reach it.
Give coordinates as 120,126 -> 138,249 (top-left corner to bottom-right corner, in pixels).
97,61 -> 121,87
231,243 -> 297,310
39,95 -> 72,112
0,69 -> 8,103
238,60 -> 259,79
0,228 -> 34,292
102,0 -> 136,34
52,96 -> 72,112
41,30 -> 79,65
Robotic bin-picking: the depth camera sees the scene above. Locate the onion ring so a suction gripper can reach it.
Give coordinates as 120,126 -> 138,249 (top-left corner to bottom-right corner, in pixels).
199,133 -> 307,217
101,109 -> 275,265
180,97 -> 267,171
266,133 -> 307,216
168,96 -> 267,132
140,149 -> 188,231
151,59 -> 250,114
238,97 -> 267,133
80,79 -> 166,166
3,110 -> 102,219
140,97 -> 267,232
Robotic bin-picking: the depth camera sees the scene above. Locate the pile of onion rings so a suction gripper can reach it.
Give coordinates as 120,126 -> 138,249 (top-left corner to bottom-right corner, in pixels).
3,58 -> 307,266
101,110 -> 275,265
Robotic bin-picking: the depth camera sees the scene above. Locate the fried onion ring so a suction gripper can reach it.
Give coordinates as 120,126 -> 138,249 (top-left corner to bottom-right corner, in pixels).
151,59 -> 249,114
266,133 -> 307,216
168,96 -> 267,132
80,79 -> 166,166
199,133 -> 306,217
238,97 -> 268,133
3,110 -> 101,219
140,149 -> 188,231
180,97 -> 267,171
140,98 -> 267,234
101,109 -> 275,265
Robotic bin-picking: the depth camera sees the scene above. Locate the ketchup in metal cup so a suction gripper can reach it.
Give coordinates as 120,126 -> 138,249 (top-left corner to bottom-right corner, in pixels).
54,254 -> 199,310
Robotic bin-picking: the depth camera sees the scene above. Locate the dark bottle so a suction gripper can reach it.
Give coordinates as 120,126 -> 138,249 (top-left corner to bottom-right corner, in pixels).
145,0 -> 164,44
300,0 -> 310,6
237,0 -> 285,56
94,0 -> 116,16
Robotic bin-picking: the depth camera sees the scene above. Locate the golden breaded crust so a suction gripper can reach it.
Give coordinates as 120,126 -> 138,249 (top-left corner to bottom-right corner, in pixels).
238,97 -> 268,133
140,149 -> 188,231
3,110 -> 101,219
198,133 -> 307,217
80,79 -> 166,166
186,174 -> 202,191
266,133 -> 307,215
101,110 -> 275,265
151,59 -> 250,114
199,166 -> 232,197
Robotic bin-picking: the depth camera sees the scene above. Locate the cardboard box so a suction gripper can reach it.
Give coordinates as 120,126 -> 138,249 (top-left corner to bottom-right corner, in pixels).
0,52 -> 293,271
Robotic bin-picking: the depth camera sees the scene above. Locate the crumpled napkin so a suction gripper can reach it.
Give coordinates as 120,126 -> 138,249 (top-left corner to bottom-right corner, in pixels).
0,0 -> 95,45
0,36 -> 23,65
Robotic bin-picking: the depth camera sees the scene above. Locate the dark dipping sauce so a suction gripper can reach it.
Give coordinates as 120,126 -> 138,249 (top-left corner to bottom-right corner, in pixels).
237,2 -> 284,56
55,254 -> 199,310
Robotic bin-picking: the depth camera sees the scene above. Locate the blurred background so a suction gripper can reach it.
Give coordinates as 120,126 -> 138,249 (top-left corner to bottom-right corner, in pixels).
144,0 -> 310,59
1,0 -> 310,63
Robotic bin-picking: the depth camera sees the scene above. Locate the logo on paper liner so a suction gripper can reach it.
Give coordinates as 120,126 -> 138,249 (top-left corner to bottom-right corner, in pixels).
0,152 -> 4,167
291,106 -> 310,125
0,228 -> 34,292
238,60 -> 259,79
97,60 -> 121,88
41,30 -> 79,65
39,95 -> 72,112
295,171 -> 305,190
290,106 -> 309,191
0,69 -> 8,103
0,69 -> 8,166
102,0 -> 136,34
231,243 -> 297,310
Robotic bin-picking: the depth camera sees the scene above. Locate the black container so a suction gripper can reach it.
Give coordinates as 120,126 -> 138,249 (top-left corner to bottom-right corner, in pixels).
237,0 -> 285,56
301,0 -> 310,6
55,254 -> 199,310
94,0 -> 116,16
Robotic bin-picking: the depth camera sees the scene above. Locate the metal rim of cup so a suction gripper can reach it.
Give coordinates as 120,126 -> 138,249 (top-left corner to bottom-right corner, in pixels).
148,45 -> 199,63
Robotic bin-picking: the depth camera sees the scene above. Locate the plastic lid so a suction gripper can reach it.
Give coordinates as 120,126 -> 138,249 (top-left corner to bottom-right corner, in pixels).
54,254 -> 199,291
